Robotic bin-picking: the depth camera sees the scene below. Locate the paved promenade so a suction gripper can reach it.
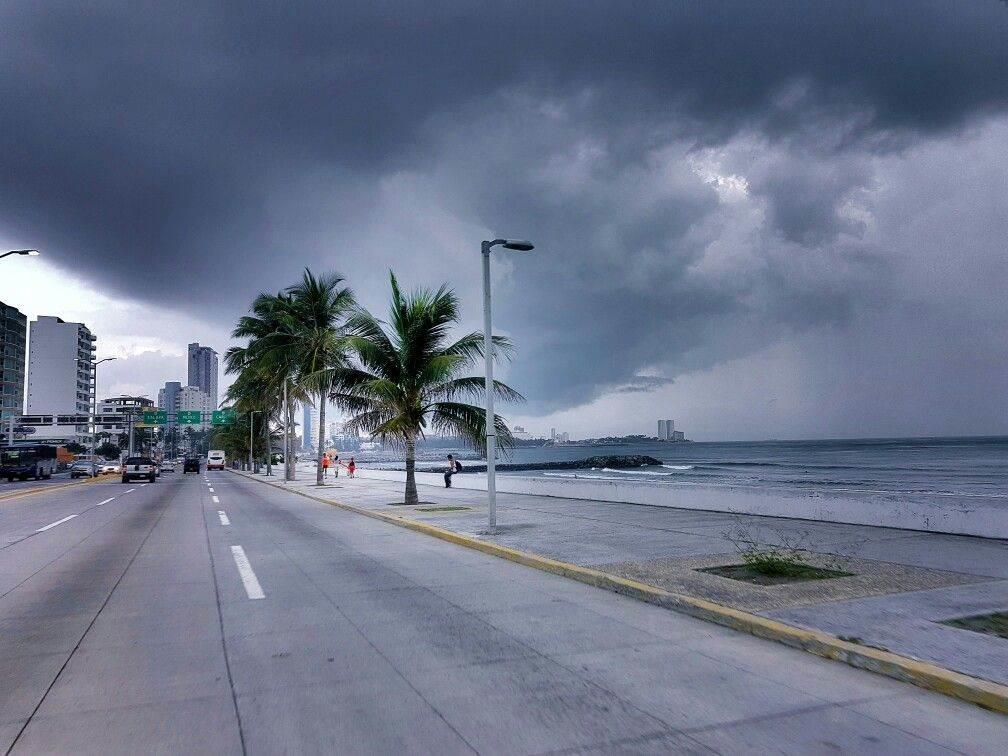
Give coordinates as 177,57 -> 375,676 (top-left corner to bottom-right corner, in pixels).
2,469 -> 1005,752
280,465 -> 1008,688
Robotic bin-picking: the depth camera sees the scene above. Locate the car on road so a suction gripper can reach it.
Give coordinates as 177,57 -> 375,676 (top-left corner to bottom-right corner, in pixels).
69,460 -> 99,478
100,462 -> 121,474
121,456 -> 156,483
1,444 -> 58,482
183,457 -> 200,474
160,460 -> 176,473
207,449 -> 226,471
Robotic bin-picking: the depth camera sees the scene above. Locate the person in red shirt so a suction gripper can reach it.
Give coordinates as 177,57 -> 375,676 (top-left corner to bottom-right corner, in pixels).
321,453 -> 330,479
347,457 -> 356,478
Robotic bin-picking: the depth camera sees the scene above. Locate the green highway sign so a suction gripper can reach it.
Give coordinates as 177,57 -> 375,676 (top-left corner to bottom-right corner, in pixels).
142,411 -> 167,425
212,409 -> 237,425
177,410 -> 203,424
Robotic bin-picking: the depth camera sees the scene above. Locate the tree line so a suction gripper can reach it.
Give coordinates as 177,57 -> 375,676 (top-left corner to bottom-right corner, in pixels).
217,269 -> 522,505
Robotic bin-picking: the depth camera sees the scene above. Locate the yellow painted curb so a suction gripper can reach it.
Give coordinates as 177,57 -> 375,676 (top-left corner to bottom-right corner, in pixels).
233,471 -> 1008,715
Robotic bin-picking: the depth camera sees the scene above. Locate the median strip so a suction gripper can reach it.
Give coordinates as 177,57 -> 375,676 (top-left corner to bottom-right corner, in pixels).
230,545 -> 264,599
36,514 -> 77,532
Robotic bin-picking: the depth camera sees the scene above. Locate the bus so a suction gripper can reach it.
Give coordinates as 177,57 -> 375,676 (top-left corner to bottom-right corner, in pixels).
1,444 -> 58,482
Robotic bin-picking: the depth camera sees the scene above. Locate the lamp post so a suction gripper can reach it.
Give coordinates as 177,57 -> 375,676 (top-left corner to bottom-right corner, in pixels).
0,249 -> 39,261
481,238 -> 534,532
77,357 -> 116,462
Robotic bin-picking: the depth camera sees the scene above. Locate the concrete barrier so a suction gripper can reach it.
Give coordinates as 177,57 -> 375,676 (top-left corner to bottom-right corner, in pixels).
352,468 -> 1008,539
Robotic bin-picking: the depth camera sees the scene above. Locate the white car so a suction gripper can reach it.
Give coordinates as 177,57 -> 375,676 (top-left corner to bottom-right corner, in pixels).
121,456 -> 156,483
100,462 -> 121,474
160,460 -> 176,473
207,450 -> 226,470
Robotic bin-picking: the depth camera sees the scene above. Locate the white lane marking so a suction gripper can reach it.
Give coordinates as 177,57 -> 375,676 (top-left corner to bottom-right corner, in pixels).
208,487 -> 215,493
217,510 -> 230,525
140,483 -> 147,487
212,495 -> 220,504
96,497 -> 115,506
125,488 -> 136,493
230,545 -> 265,599
37,514 -> 77,532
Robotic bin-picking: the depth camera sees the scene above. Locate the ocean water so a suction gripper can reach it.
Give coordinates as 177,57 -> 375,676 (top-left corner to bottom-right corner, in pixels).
501,436 -> 1008,501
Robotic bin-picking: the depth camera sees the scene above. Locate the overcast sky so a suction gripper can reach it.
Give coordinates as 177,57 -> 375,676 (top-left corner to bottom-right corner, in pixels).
2,1 -> 1008,441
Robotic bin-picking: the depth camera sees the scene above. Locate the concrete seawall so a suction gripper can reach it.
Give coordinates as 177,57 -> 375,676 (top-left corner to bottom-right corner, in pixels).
351,468 -> 1008,539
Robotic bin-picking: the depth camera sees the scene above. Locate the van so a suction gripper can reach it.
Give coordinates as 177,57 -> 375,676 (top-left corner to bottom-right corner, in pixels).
207,450 -> 226,470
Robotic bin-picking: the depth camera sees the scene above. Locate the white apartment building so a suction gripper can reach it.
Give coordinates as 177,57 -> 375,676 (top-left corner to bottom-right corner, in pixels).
26,316 -> 96,443
98,395 -> 155,436
177,385 -> 212,431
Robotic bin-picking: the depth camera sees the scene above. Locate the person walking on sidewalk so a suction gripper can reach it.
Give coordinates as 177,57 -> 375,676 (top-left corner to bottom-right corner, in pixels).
347,457 -> 356,478
322,453 -> 330,479
444,454 -> 462,488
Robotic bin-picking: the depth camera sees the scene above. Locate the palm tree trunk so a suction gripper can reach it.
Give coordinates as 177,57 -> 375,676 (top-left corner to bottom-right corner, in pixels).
263,414 -> 272,476
285,395 -> 296,480
404,435 -> 418,506
316,398 -> 326,485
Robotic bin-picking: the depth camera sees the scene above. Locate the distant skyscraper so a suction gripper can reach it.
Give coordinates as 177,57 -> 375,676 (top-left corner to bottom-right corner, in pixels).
551,427 -> 556,441
657,419 -> 674,440
158,381 -> 182,429
0,301 -> 27,426
176,386 -> 212,431
187,343 -> 218,409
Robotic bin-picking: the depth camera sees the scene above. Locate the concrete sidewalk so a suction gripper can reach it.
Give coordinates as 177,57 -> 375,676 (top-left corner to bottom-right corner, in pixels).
265,466 -> 1008,690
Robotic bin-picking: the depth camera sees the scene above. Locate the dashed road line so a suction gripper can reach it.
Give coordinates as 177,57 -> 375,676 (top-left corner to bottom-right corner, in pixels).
212,495 -> 220,504
217,510 -> 230,525
125,488 -> 136,493
230,545 -> 265,599
36,514 -> 77,532
96,497 -> 115,506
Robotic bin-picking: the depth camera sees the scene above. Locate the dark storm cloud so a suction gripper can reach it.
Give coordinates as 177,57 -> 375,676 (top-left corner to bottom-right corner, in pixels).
2,1 -> 1008,417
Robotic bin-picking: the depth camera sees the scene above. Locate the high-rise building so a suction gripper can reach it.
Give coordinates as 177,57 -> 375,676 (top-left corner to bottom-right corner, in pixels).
26,316 -> 96,443
302,402 -> 321,451
0,301 -> 27,427
187,343 -> 218,410
158,381 -> 182,429
176,386 -> 213,431
657,419 -> 674,440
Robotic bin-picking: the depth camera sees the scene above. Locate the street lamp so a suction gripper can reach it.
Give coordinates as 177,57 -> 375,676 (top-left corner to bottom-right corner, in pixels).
481,238 -> 534,532
77,357 -> 116,462
0,249 -> 39,260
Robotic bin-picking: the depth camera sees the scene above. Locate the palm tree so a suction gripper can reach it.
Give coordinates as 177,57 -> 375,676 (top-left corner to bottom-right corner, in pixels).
228,291 -> 305,480
283,270 -> 355,485
332,272 -> 523,506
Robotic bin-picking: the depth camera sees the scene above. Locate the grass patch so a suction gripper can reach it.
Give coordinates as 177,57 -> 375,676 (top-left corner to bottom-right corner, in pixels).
941,612 -> 1008,640
699,562 -> 854,586
416,506 -> 471,513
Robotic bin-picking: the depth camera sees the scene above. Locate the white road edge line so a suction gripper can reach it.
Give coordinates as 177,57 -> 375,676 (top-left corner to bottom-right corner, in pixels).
230,545 -> 265,599
217,510 -> 230,525
37,514 -> 77,532
96,497 -> 115,506
212,495 -> 220,504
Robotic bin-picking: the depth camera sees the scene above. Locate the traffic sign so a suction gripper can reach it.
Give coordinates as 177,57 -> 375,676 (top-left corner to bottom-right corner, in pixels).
177,410 -> 203,424
142,411 -> 167,425
212,409 -> 237,425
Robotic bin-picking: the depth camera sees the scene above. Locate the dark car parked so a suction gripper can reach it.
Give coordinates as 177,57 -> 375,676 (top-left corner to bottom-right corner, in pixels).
183,457 -> 200,474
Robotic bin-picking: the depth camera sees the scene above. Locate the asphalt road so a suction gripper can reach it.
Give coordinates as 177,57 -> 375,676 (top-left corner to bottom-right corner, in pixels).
0,471 -> 1004,754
